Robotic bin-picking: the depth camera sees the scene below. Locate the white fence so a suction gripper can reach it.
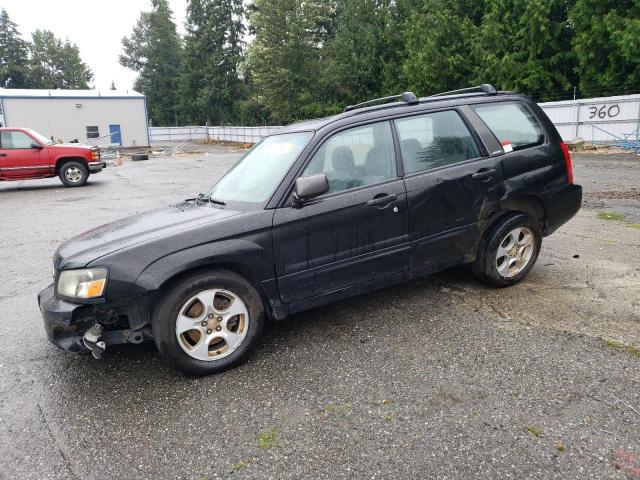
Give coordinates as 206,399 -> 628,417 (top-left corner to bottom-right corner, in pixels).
539,94 -> 640,144
149,94 -> 640,146
149,125 -> 283,144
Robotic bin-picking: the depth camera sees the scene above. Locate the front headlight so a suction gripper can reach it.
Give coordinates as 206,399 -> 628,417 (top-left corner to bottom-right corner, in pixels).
57,268 -> 108,299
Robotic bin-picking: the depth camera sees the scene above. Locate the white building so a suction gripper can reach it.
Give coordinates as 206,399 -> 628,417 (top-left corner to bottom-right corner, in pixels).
0,89 -> 149,147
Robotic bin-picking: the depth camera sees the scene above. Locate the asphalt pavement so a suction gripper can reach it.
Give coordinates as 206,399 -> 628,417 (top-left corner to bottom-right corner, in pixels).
0,147 -> 638,479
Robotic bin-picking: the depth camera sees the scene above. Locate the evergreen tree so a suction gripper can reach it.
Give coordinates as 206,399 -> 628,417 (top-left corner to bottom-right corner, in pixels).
120,0 -> 182,126
28,30 -> 93,89
0,9 -> 29,88
180,0 -> 245,125
401,0 -> 483,95
571,0 -> 640,97
322,0 -> 395,110
247,0 -> 334,123
473,0 -> 576,101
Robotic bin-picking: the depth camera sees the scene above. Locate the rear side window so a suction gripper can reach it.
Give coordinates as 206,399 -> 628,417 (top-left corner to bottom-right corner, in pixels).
395,110 -> 480,174
473,102 -> 544,151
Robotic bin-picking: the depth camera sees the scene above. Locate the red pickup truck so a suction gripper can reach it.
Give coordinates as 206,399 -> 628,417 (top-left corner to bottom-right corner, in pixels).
0,127 -> 106,187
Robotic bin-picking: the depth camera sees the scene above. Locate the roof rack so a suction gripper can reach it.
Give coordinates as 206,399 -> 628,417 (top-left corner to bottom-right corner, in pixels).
344,92 -> 419,113
426,84 -> 497,98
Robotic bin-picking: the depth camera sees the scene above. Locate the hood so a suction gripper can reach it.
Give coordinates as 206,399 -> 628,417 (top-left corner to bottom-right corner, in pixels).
56,203 -> 242,269
48,143 -> 94,151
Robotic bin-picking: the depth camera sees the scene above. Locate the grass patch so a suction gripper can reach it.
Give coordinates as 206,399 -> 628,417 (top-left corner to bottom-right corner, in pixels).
323,403 -> 351,414
556,442 -> 566,452
233,461 -> 247,471
258,429 -> 281,449
629,224 -> 640,230
603,338 -> 640,357
526,426 -> 544,437
597,211 -> 626,221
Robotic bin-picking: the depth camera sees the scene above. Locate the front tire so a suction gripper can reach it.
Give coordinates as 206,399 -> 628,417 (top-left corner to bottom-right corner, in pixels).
59,161 -> 89,187
471,213 -> 542,288
152,270 -> 265,376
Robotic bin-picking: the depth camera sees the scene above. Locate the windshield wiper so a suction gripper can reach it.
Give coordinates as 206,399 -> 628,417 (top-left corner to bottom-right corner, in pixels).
185,193 -> 226,206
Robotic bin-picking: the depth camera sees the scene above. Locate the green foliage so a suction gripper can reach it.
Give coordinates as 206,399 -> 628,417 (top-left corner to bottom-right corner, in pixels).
27,30 -> 93,89
402,0 -> 483,95
180,0 -> 245,125
571,0 -> 640,97
247,0 -> 335,123
473,0 -> 576,101
120,0 -> 183,126
0,9 -> 29,88
321,0 -> 394,111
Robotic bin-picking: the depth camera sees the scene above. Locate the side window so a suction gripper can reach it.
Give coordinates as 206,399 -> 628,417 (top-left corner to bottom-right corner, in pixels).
395,110 -> 480,174
86,126 -> 99,139
472,102 -> 544,150
0,131 -> 35,149
303,121 -> 396,194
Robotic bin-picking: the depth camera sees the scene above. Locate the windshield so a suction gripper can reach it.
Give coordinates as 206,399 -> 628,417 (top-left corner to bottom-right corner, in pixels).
26,129 -> 54,145
208,132 -> 313,205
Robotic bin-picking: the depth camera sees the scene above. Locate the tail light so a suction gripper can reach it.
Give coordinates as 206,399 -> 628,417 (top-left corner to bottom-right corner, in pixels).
559,142 -> 573,185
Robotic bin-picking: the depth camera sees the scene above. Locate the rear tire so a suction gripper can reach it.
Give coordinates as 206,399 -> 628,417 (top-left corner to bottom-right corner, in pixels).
471,213 -> 542,288
152,270 -> 265,376
59,161 -> 89,187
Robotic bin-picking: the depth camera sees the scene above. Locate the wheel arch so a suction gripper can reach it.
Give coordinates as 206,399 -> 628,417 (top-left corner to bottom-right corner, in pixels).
55,156 -> 89,174
136,240 -> 278,320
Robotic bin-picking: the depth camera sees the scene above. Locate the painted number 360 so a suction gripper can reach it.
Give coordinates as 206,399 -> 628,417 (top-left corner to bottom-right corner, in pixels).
588,105 -> 620,119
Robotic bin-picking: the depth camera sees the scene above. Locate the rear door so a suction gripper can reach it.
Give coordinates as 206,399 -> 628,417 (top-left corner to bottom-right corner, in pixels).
395,109 -> 503,272
272,120 -> 410,303
0,130 -> 49,179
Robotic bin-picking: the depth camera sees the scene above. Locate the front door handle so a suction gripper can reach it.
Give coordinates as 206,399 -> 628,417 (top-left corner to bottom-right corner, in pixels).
471,168 -> 496,181
0,153 -> 6,157
366,193 -> 397,207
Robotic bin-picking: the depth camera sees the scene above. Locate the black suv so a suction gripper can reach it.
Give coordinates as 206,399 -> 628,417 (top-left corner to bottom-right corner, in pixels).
38,85 -> 582,375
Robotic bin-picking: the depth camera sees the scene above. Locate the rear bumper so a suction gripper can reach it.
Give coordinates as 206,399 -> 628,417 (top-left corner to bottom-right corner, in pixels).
542,184 -> 582,235
88,161 -> 106,173
38,284 -> 87,353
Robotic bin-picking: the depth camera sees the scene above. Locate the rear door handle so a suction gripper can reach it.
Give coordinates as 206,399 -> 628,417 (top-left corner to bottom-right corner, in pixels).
471,168 -> 496,181
366,193 -> 397,207
0,153 -> 6,157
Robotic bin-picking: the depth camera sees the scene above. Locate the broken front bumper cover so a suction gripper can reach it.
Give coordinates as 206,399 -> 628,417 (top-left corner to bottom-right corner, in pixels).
38,284 -> 87,353
38,284 -> 153,357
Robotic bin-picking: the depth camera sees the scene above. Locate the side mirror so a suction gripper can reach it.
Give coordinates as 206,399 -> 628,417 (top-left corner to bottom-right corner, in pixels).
293,174 -> 329,207
31,143 -> 44,150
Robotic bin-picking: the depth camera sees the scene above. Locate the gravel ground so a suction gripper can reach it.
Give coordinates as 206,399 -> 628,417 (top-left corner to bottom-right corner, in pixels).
0,147 -> 638,480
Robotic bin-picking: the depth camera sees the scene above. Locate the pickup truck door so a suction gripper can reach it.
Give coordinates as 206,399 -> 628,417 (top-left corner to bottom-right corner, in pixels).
0,130 -> 50,179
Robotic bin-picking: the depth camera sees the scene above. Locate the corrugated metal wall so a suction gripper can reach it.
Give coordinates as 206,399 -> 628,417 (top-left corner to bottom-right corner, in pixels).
149,126 -> 283,144
148,94 -> 640,146
539,94 -> 640,143
2,97 -> 149,147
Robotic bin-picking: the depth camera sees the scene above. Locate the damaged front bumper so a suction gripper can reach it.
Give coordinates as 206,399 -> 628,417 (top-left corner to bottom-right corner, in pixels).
38,284 -> 153,357
38,284 -> 87,353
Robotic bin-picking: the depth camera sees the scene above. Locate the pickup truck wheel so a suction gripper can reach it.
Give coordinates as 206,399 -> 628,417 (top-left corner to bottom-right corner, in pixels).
471,213 -> 542,288
59,161 -> 89,187
152,270 -> 265,376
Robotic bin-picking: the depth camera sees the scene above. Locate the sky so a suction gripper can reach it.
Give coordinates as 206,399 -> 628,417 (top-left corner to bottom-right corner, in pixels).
2,0 -> 187,91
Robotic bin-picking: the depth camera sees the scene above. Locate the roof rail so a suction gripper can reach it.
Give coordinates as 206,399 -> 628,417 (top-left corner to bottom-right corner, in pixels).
344,92 -> 419,113
427,84 -> 497,98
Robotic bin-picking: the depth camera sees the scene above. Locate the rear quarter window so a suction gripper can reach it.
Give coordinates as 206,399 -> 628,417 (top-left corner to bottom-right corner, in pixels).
473,102 -> 544,151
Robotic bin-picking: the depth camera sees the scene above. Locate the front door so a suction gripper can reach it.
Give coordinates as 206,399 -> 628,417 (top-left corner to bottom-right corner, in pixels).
273,121 -> 410,303
394,109 -> 503,271
109,125 -> 122,146
0,130 -> 49,179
